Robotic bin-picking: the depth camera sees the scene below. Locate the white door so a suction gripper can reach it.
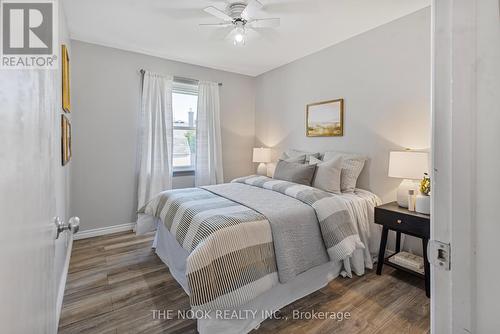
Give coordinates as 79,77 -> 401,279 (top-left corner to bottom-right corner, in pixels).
431,0 -> 476,333
0,70 -> 58,333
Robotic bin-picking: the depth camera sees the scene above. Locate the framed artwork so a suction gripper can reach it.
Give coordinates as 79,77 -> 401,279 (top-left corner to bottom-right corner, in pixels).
62,44 -> 70,112
306,98 -> 344,137
61,115 -> 72,165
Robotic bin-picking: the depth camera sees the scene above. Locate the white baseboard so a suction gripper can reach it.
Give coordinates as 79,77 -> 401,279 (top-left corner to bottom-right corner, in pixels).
74,223 -> 135,240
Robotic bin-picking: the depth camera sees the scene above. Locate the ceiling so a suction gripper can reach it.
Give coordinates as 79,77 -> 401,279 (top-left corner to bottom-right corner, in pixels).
63,0 -> 430,77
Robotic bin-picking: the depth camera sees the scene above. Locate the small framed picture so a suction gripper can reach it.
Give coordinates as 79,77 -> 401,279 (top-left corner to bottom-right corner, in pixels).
61,115 -> 72,165
62,44 -> 70,112
306,98 -> 344,137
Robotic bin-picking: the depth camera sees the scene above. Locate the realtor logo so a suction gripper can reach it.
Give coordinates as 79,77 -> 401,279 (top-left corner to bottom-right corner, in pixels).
1,0 -> 58,69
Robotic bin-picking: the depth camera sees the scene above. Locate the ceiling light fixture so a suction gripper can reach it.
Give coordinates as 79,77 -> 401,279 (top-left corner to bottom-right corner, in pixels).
200,0 -> 281,47
233,26 -> 246,46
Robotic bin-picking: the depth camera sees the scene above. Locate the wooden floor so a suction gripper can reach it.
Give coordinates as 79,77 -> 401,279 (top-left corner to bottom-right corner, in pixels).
59,231 -> 430,334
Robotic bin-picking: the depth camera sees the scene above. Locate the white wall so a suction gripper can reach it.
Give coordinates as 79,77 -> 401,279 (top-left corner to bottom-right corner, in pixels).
70,41 -> 256,231
255,8 -> 431,205
474,0 -> 500,331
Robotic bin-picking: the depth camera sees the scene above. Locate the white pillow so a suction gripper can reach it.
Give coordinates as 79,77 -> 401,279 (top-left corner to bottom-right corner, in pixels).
309,156 -> 342,194
323,151 -> 366,193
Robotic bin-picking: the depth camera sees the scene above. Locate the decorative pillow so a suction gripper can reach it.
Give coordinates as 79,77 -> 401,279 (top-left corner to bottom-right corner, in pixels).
323,151 -> 366,192
280,149 -> 321,163
282,154 -> 306,164
309,156 -> 343,194
273,159 -> 317,186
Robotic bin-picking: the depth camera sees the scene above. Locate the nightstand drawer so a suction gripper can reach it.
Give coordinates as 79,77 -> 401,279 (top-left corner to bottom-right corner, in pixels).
375,207 -> 430,238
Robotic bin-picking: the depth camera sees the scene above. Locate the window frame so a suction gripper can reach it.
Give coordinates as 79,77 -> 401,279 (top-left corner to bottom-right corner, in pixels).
172,81 -> 198,174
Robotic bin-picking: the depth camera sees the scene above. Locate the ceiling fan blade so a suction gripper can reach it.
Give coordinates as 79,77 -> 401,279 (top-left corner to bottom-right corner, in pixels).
241,0 -> 264,20
207,25 -> 234,41
245,27 -> 262,40
249,26 -> 279,43
199,22 -> 234,28
248,18 -> 280,28
203,6 -> 233,21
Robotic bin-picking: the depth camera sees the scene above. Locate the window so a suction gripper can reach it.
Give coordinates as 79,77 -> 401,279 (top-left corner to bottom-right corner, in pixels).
172,81 -> 198,172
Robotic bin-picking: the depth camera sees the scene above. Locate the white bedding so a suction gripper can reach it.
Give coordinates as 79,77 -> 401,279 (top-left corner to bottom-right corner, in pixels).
137,188 -> 381,334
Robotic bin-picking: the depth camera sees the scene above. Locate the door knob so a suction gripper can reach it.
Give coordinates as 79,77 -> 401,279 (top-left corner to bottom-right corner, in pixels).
68,217 -> 80,234
54,216 -> 80,239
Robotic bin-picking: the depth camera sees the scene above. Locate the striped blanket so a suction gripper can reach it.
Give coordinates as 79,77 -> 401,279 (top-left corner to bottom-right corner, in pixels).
139,176 -> 364,311
139,187 -> 279,311
233,176 -> 364,261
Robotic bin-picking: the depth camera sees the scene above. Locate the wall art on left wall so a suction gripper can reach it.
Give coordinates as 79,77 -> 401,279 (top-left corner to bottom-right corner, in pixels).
62,44 -> 70,112
61,115 -> 72,165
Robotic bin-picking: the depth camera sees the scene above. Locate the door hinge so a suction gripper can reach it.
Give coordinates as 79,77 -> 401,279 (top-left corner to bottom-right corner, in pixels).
427,240 -> 451,271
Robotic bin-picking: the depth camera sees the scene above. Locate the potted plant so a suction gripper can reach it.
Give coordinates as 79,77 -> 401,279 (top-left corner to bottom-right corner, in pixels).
416,173 -> 431,214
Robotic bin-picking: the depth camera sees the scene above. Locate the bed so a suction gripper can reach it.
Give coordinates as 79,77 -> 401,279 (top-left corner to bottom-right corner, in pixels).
136,175 -> 381,334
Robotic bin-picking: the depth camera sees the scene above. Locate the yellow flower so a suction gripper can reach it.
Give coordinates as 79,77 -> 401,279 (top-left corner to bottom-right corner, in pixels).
420,173 -> 431,195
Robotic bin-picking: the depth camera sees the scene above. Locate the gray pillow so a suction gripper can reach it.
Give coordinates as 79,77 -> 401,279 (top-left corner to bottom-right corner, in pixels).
273,159 -> 317,185
282,154 -> 306,164
280,149 -> 320,163
309,156 -> 342,194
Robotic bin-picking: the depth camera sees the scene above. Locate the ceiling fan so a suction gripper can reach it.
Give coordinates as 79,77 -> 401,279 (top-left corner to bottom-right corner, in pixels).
200,0 -> 280,46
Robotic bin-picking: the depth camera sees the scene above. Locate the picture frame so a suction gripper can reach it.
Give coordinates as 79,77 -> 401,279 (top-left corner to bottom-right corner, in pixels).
61,115 -> 72,165
306,98 -> 344,137
62,44 -> 70,112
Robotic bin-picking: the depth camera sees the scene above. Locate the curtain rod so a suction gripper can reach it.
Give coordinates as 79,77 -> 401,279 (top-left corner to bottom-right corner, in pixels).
139,69 -> 222,86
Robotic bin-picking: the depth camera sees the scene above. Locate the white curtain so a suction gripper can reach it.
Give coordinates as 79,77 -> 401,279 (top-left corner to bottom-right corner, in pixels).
195,81 -> 224,186
137,71 -> 173,208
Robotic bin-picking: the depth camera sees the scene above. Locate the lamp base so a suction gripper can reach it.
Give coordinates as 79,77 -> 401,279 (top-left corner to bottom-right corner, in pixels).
397,179 -> 419,208
257,163 -> 267,176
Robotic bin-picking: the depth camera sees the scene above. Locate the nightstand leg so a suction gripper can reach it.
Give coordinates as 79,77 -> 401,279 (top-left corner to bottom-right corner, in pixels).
422,238 -> 430,297
395,231 -> 401,253
377,226 -> 389,275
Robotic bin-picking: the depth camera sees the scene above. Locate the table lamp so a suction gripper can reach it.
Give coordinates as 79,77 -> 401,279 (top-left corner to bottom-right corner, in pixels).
253,147 -> 271,176
388,151 -> 429,208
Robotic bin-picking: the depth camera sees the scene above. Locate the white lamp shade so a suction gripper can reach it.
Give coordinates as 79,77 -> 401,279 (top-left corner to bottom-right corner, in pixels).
388,151 -> 429,180
253,147 -> 271,163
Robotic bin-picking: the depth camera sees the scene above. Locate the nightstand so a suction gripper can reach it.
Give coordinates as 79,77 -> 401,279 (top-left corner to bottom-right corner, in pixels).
375,201 -> 431,297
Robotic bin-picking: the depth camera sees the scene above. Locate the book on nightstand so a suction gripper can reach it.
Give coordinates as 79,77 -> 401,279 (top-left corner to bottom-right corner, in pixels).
388,251 -> 424,275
